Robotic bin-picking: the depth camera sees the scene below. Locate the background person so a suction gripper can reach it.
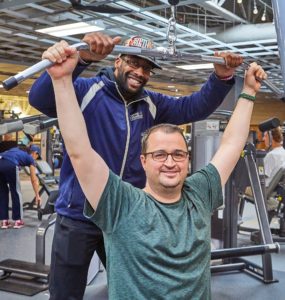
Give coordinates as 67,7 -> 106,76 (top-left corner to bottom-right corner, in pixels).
263,126 -> 285,186
263,126 -> 285,211
48,44 -> 266,299
0,145 -> 42,229
29,32 -> 243,299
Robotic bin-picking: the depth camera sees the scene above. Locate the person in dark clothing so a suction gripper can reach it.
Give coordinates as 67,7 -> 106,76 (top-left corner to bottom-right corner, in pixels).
0,145 -> 41,229
29,32 -> 243,299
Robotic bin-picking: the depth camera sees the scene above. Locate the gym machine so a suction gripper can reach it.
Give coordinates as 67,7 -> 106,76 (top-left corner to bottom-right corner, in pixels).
21,117 -> 60,220
239,118 -> 285,242
0,114 -> 46,136
0,116 -> 60,295
23,117 -> 58,136
23,160 -> 59,220
191,110 -> 280,283
0,214 -> 56,296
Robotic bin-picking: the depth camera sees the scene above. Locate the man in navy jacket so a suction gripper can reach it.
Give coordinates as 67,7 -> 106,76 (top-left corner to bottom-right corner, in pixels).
29,33 -> 242,300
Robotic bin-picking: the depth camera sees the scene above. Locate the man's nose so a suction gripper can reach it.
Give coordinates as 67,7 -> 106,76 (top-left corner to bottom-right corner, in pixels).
164,154 -> 176,165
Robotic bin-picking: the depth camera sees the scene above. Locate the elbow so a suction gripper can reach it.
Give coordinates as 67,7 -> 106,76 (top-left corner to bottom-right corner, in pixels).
68,150 -> 83,164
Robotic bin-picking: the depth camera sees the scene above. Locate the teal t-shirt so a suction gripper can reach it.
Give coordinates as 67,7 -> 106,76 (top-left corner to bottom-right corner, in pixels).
84,163 -> 222,300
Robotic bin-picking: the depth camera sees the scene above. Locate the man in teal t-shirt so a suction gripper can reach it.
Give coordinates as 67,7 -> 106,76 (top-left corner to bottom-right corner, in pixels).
48,41 -> 266,299
85,162 -> 222,299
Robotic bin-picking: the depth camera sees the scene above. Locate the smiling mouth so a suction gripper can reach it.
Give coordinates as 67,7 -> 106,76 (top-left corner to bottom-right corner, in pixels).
162,171 -> 179,177
127,75 -> 143,87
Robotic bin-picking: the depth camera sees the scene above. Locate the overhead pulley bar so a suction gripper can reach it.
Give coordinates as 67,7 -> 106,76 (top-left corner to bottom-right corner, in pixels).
2,42 -> 284,99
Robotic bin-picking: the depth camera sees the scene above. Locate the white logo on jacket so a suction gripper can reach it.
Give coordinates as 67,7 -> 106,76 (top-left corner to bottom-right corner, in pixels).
130,112 -> 143,121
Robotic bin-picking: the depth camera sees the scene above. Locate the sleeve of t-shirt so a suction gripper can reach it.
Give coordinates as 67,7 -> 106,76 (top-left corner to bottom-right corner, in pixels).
264,153 -> 274,178
186,163 -> 223,211
84,170 -> 143,233
27,154 -> 36,166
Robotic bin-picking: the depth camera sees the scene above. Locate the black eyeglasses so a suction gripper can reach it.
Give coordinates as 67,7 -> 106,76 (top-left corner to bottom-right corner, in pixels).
121,56 -> 155,74
143,150 -> 189,162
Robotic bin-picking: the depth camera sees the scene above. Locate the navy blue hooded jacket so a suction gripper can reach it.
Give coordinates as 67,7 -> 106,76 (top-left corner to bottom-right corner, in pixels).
29,65 -> 234,221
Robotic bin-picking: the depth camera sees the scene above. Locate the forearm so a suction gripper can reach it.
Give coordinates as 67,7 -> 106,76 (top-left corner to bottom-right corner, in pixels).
190,73 -> 234,120
31,177 -> 40,197
211,62 -> 267,186
221,97 -> 254,153
211,96 -> 254,185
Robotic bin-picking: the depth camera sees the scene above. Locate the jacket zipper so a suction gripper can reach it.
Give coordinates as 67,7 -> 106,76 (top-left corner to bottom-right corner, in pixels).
115,84 -> 131,178
114,82 -> 148,178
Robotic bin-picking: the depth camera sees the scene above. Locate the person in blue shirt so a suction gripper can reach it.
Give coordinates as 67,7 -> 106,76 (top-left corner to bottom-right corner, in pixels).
48,42 -> 266,299
29,32 -> 243,299
0,145 -> 42,229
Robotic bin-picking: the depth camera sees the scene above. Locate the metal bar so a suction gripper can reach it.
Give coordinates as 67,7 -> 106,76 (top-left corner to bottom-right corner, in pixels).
36,214 -> 56,264
2,42 -> 284,98
0,120 -> 23,135
23,118 -> 58,135
272,0 -> 285,97
211,262 -> 246,273
237,257 -> 278,283
244,143 -> 274,245
211,243 -> 280,260
242,61 -> 284,99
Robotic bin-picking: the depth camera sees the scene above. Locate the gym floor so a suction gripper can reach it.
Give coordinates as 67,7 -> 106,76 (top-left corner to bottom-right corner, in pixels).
0,179 -> 284,300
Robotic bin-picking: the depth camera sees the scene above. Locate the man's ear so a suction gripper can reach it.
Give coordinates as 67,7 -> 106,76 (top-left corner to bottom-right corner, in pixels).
114,57 -> 121,68
140,154 -> 146,170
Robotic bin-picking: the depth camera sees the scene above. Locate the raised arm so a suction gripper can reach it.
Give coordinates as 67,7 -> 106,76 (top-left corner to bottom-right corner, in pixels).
211,63 -> 267,186
29,32 -> 117,117
47,37 -> 121,210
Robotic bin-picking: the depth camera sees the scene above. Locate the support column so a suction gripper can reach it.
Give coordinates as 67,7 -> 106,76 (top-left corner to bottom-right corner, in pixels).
272,0 -> 285,86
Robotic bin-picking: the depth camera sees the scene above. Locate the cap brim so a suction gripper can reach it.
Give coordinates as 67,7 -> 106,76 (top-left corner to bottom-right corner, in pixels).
135,55 -> 162,70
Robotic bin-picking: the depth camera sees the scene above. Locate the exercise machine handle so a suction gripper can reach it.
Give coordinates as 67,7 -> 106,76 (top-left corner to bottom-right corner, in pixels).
2,42 -> 284,100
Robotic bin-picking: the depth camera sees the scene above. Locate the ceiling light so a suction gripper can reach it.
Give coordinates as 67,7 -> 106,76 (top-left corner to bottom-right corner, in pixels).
176,63 -> 214,70
261,13 -> 266,21
36,21 -> 104,37
261,4 -> 267,22
253,0 -> 258,15
12,106 -> 22,115
237,0 -> 242,4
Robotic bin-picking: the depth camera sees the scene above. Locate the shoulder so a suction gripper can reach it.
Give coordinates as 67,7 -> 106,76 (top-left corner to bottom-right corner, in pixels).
184,164 -> 221,199
187,164 -> 220,185
184,164 -> 223,210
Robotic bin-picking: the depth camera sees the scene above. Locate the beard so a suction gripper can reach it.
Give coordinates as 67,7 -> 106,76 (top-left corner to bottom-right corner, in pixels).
115,68 -> 147,101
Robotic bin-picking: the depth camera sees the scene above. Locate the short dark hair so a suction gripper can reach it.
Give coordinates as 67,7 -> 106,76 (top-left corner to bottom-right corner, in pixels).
141,124 -> 188,153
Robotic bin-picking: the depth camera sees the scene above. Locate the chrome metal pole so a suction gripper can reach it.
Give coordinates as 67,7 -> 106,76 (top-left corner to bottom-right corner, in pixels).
2,42 -> 284,99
